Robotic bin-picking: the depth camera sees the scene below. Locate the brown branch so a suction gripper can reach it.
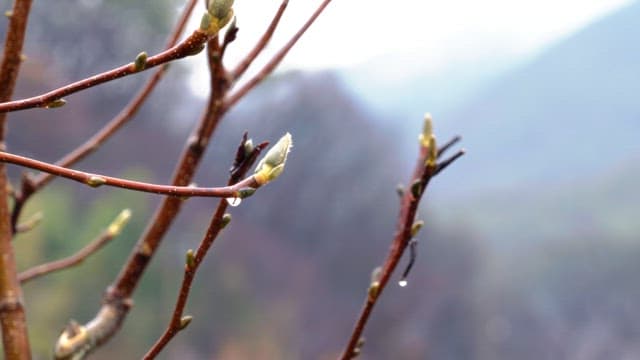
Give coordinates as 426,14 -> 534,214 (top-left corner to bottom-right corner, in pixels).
340,134 -> 464,359
9,0 -> 200,235
223,0 -> 333,109
0,28 -> 212,114
53,38 -> 234,359
230,0 -> 289,81
0,150 -> 261,198
0,0 -> 34,358
19,209 -> 132,284
143,134 -> 267,359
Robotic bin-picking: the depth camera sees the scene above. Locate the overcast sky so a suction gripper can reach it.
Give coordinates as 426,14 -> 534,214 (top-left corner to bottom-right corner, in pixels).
187,0 -> 631,93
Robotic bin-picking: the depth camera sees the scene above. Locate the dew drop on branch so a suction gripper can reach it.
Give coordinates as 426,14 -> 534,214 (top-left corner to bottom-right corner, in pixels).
398,279 -> 408,288
226,197 -> 242,207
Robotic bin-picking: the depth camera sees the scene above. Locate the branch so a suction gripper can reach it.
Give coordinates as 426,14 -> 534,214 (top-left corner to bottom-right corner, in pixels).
340,116 -> 464,359
143,134 -> 268,359
9,0 -> 200,235
54,36 -> 237,359
0,150 -> 261,198
230,0 -> 289,81
223,0 -> 334,109
0,0 -> 34,357
0,28 -> 212,114
19,209 -> 132,284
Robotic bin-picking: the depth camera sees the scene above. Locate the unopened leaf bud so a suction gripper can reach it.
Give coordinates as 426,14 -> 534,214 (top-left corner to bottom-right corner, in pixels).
411,220 -> 424,237
134,52 -> 147,71
410,179 -> 422,199
418,113 -> 433,147
185,249 -> 196,270
237,187 -> 256,199
107,209 -> 132,237
255,132 -> 292,185
221,213 -> 232,228
45,98 -> 67,109
86,176 -> 106,188
179,315 -> 193,330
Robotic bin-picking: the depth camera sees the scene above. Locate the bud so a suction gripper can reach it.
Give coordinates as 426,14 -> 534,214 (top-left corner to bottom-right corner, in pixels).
418,113 -> 433,147
107,209 -> 132,237
410,179 -> 422,199
243,138 -> 254,156
200,0 -> 235,35
45,98 -> 67,109
411,220 -> 424,237
179,315 -> 193,330
221,213 -> 232,228
86,176 -> 107,188
185,249 -> 196,270
427,135 -> 438,168
254,133 -> 292,185
134,51 -> 148,71
237,187 -> 256,199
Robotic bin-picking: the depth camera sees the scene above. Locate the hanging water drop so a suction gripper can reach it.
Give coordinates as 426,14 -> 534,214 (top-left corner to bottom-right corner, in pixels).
226,197 -> 242,207
398,279 -> 408,287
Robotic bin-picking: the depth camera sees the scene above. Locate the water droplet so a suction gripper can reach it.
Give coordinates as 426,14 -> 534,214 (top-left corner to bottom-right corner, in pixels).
226,197 -> 242,207
398,279 -> 408,287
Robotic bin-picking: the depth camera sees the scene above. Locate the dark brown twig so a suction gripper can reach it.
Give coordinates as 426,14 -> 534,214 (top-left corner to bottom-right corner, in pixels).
224,0 -> 333,109
230,0 -> 289,81
19,209 -> 132,284
0,150 -> 261,198
340,134 -> 464,359
0,29 -> 212,114
143,134 -> 267,359
0,0 -> 34,357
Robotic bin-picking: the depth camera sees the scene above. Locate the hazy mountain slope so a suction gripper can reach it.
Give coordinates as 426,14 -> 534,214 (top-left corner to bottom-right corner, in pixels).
439,2 -> 640,194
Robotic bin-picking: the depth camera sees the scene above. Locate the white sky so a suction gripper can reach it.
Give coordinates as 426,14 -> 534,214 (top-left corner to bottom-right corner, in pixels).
186,0 -> 631,93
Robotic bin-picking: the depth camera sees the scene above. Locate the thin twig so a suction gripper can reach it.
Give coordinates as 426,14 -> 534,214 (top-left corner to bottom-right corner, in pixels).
143,135 -> 267,359
53,38 -> 233,359
340,135 -> 464,359
0,0 -> 34,357
230,0 -> 289,81
19,209 -> 132,284
9,0 -> 200,235
0,150 -> 260,198
0,29 -> 212,113
223,0 -> 333,109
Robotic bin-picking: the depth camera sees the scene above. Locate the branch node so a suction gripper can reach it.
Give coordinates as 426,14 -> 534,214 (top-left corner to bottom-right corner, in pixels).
179,315 -> 193,331
86,175 -> 107,188
45,98 -> 67,109
133,52 -> 148,71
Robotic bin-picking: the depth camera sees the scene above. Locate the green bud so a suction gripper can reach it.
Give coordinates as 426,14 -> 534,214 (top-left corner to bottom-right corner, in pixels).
86,176 -> 107,188
418,113 -> 433,147
368,281 -> 380,302
45,98 -> 67,109
107,209 -> 132,237
237,187 -> 256,199
221,213 -> 232,228
200,12 -> 213,31
411,220 -> 424,237
185,249 -> 196,270
410,179 -> 422,199
255,133 -> 292,185
179,315 -> 193,330
395,184 -> 405,197
427,135 -> 438,168
209,0 -> 234,20
134,51 -> 147,71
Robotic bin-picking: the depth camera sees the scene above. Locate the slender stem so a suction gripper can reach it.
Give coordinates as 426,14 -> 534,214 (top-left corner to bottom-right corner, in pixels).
19,209 -> 132,284
53,39 -> 234,359
340,136 -> 465,359
10,0 -> 200,235
0,29 -> 211,114
230,0 -> 289,81
224,0 -> 333,109
0,0 -> 33,357
143,137 -> 266,359
31,0 -> 199,191
0,150 -> 260,198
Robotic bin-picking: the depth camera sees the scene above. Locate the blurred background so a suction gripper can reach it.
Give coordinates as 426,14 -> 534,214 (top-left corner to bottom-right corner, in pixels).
2,0 -> 639,358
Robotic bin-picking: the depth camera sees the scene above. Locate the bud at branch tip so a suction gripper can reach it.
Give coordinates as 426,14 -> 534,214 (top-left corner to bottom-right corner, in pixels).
254,133 -> 292,185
